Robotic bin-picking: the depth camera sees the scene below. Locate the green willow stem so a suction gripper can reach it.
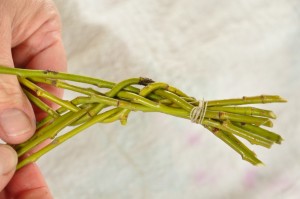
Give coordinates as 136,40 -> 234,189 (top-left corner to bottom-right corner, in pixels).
19,77 -> 80,112
202,119 -> 272,148
29,77 -> 103,96
234,123 -> 283,144
0,66 -> 116,88
221,121 -> 273,148
17,108 -> 121,169
152,89 -> 193,112
23,89 -> 59,118
204,111 -> 273,127
102,108 -> 130,124
17,106 -> 92,156
139,82 -> 188,98
0,65 -> 286,168
205,126 -> 263,166
0,66 -> 162,100
36,97 -> 87,129
207,95 -> 287,106
207,106 -> 276,119
71,78 -> 142,125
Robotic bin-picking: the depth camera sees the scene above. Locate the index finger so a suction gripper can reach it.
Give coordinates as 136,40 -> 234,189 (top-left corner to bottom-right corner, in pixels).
12,29 -> 67,121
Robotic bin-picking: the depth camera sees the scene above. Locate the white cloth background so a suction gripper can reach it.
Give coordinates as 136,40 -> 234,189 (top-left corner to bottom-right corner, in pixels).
38,0 -> 300,198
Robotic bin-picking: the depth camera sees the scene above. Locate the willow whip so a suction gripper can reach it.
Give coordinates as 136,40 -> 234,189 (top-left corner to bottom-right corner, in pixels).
0,65 -> 286,169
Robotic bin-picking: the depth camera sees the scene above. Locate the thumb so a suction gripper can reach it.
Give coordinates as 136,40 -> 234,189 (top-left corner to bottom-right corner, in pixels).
0,144 -> 17,191
0,21 -> 36,145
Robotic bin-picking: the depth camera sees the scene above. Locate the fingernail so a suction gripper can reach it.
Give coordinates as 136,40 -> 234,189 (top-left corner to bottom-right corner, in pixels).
0,108 -> 33,137
0,145 -> 17,175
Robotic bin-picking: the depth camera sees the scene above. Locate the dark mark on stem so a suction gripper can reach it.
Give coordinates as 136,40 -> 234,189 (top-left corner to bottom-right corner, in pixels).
139,77 -> 154,86
261,95 -> 266,103
219,111 -> 225,119
87,111 -> 93,118
212,127 -> 219,135
51,80 -> 57,86
43,70 -> 59,75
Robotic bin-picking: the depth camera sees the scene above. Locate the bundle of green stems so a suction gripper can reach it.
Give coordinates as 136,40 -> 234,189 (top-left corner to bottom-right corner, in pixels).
0,66 -> 286,169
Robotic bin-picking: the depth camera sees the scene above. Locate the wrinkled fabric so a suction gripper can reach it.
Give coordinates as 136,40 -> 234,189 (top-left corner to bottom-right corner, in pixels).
40,1 -> 300,198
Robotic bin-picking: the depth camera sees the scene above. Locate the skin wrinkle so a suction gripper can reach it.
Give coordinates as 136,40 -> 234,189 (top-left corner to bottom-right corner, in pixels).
0,145 -> 17,175
0,87 -> 26,110
12,15 -> 58,47
0,79 -> 23,106
0,91 -> 23,107
12,28 -> 62,67
0,17 -> 12,67
14,186 -> 49,199
11,2 -> 62,67
11,1 -> 60,47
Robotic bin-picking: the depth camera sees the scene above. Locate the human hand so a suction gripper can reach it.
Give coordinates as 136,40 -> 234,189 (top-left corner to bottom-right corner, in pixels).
0,0 -> 66,198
